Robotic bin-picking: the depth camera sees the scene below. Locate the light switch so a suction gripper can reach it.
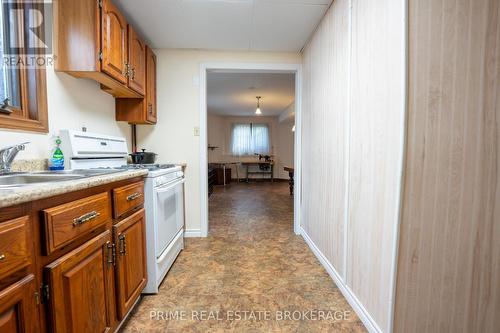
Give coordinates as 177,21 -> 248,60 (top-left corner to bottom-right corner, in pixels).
194,127 -> 200,136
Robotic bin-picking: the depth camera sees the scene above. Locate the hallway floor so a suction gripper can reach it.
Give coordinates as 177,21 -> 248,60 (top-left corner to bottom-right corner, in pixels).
122,182 -> 365,332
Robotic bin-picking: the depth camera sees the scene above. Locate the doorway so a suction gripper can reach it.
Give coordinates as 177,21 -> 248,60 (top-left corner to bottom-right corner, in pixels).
199,63 -> 302,237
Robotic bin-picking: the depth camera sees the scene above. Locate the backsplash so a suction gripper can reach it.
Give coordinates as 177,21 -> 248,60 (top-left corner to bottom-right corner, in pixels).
11,159 -> 48,172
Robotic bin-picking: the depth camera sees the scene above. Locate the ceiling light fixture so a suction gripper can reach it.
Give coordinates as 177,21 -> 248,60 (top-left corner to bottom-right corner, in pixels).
255,96 -> 262,115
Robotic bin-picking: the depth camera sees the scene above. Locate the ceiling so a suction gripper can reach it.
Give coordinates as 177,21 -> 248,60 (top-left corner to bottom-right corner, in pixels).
207,72 -> 295,116
116,0 -> 332,52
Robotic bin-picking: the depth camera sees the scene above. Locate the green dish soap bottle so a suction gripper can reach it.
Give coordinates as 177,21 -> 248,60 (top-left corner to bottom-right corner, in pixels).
49,136 -> 65,171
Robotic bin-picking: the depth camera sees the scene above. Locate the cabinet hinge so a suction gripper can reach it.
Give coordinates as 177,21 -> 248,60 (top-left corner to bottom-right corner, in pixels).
98,51 -> 103,61
106,241 -> 116,266
41,284 -> 50,304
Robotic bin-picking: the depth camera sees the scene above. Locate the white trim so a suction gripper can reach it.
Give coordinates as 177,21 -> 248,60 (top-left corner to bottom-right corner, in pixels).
199,62 -> 303,237
200,65 -> 209,238
293,65 -> 302,235
299,227 -> 382,333
184,229 -> 203,238
387,1 -> 409,332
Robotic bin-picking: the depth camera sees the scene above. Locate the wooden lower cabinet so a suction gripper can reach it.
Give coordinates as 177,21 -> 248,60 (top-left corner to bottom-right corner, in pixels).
0,275 -> 37,333
113,208 -> 147,319
0,178 -> 147,332
112,182 -> 144,219
0,216 -> 32,281
44,231 -> 115,333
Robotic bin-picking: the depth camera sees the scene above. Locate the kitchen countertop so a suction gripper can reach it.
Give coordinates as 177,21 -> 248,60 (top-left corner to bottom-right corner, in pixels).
0,169 -> 148,209
174,162 -> 187,169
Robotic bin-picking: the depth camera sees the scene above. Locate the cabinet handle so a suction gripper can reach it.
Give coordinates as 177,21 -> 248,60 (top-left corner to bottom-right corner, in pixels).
106,241 -> 116,266
123,62 -> 130,77
0,254 -> 5,261
118,234 -> 127,256
73,211 -> 100,226
126,192 -> 142,202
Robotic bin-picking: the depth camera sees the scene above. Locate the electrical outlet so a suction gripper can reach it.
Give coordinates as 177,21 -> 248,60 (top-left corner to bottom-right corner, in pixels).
194,127 -> 200,136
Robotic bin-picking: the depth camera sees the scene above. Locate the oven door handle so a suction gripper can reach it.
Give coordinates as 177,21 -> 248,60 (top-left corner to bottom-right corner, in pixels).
155,178 -> 185,194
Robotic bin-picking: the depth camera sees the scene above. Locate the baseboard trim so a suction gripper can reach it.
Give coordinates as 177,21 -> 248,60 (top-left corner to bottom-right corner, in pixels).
184,229 -> 203,237
228,178 -> 289,183
299,227 -> 383,333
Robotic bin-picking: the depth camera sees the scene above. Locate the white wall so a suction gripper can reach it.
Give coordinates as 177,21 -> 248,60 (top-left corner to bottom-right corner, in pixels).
275,120 -> 294,179
136,49 -> 301,234
0,68 -> 131,159
301,0 -> 405,332
207,114 -> 294,179
278,102 -> 295,123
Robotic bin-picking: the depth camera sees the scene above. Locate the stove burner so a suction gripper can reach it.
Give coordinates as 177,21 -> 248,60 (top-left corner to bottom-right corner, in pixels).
117,164 -> 177,171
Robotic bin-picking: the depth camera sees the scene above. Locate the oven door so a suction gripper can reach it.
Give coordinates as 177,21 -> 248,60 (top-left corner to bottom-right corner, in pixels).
154,178 -> 185,258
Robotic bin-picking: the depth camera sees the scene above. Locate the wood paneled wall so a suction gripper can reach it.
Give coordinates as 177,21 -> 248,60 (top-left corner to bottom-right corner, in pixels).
301,0 -> 405,331
347,0 -> 406,331
394,0 -> 500,332
302,0 -> 350,275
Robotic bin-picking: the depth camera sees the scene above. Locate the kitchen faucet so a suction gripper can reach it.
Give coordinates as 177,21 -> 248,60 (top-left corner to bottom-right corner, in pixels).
0,142 -> 29,173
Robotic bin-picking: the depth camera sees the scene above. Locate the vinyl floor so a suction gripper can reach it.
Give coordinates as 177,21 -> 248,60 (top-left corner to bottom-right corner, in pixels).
121,182 -> 366,332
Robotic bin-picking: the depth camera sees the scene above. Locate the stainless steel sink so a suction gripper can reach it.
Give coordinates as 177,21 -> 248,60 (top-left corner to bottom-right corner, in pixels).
0,169 -> 121,188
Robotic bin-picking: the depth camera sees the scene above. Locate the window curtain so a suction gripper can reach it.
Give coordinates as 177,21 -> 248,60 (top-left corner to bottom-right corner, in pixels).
231,123 -> 252,156
231,123 -> 270,156
251,123 -> 270,154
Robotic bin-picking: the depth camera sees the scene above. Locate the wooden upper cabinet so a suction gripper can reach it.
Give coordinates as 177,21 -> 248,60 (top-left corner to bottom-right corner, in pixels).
0,275 -> 38,333
45,231 -> 116,333
101,0 -> 128,84
54,0 -> 142,98
116,46 -> 157,124
113,209 -> 147,319
146,46 -> 157,123
127,26 -> 146,95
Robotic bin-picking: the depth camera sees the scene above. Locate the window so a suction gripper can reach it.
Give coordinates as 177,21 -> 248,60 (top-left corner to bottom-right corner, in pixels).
231,123 -> 270,156
0,0 -> 48,132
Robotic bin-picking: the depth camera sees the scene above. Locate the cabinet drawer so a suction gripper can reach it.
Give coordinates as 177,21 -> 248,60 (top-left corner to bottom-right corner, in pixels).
43,192 -> 111,254
113,181 -> 144,218
0,216 -> 32,281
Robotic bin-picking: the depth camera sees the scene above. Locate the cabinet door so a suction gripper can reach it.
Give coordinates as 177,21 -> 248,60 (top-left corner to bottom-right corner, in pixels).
146,46 -> 157,123
127,26 -> 146,95
101,0 -> 128,84
0,275 -> 37,333
45,231 -> 115,333
113,208 -> 147,319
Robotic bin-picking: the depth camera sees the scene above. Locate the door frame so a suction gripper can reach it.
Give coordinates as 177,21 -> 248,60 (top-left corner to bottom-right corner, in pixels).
199,62 -> 303,237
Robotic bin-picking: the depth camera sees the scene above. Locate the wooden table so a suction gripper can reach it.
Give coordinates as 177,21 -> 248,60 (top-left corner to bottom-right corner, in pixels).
242,161 -> 274,182
284,166 -> 294,195
210,162 -> 240,185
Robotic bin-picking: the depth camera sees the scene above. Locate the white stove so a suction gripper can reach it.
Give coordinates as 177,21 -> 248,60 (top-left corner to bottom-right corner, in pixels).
142,164 -> 185,294
59,129 -> 185,294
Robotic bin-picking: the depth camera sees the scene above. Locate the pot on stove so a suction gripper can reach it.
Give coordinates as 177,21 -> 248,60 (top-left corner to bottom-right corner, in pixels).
129,149 -> 157,164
